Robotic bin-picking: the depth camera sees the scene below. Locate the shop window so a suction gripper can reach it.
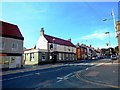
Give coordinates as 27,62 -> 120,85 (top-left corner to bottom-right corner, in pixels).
66,54 -> 68,60
69,54 -> 71,60
59,53 -> 61,60
11,57 -> 15,63
42,53 -> 46,61
30,53 -> 34,61
63,54 -> 64,60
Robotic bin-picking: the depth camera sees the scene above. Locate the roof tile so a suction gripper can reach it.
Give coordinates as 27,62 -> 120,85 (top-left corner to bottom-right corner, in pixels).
0,21 -> 24,40
44,34 -> 75,47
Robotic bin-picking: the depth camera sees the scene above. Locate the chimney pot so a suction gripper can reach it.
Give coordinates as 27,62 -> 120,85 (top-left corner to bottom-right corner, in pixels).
68,38 -> 71,42
40,27 -> 44,36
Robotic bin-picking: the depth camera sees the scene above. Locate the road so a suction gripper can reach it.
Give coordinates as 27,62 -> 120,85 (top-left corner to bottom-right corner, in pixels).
1,59 -> 119,89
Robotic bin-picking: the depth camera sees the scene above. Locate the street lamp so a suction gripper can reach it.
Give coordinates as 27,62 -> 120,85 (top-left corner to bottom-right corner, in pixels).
105,32 -> 111,46
105,32 -> 112,56
52,38 -> 55,63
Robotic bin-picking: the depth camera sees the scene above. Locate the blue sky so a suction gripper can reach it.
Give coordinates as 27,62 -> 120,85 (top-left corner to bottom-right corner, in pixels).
1,2 -> 119,49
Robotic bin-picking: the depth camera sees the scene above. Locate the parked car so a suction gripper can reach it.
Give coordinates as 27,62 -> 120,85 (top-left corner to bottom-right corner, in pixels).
111,55 -> 117,60
92,56 -> 98,60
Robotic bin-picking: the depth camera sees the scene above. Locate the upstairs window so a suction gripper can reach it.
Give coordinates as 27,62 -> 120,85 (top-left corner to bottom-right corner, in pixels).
0,41 -> 5,50
64,46 -> 66,51
12,42 -> 18,51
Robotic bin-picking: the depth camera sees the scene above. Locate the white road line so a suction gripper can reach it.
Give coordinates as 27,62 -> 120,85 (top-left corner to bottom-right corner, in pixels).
86,68 -> 89,70
65,63 -> 98,66
1,74 -> 34,81
35,73 -> 40,75
56,79 -> 62,83
71,75 -> 75,77
64,73 -> 73,78
57,77 -> 63,80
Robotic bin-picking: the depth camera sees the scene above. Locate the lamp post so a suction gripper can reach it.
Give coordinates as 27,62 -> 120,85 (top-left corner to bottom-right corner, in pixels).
105,32 -> 111,47
103,9 -> 118,56
52,38 -> 55,63
105,32 -> 112,56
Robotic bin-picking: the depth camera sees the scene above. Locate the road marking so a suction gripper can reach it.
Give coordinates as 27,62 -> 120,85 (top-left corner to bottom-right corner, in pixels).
71,75 -> 75,77
57,77 -> 63,80
64,73 -> 73,78
56,73 -> 73,83
86,68 -> 89,70
35,73 -> 40,75
56,79 -> 62,83
65,63 -> 102,66
1,74 -> 34,81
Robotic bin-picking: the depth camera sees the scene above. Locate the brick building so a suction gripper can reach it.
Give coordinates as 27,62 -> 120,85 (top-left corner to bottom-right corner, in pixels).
116,21 -> 120,55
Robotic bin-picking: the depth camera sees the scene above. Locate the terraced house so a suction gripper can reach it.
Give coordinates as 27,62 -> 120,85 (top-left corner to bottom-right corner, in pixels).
24,28 -> 76,65
0,21 -> 24,69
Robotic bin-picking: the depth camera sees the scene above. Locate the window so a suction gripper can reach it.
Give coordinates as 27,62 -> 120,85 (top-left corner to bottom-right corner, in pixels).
54,44 -> 57,50
42,53 -> 46,61
64,46 -> 66,51
50,44 -> 53,50
66,54 -> 68,60
0,41 -> 5,50
72,48 -> 74,52
30,53 -> 34,61
69,54 -> 71,60
68,47 -> 70,51
63,54 -> 64,60
59,53 -> 61,60
12,42 -> 18,51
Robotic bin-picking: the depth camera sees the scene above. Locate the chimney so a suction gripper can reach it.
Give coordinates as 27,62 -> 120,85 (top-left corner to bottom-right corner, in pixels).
68,38 -> 71,42
40,27 -> 44,36
90,44 -> 92,47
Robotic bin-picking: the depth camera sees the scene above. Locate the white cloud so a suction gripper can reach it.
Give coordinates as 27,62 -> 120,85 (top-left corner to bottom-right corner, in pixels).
80,30 -> 116,40
81,31 -> 106,40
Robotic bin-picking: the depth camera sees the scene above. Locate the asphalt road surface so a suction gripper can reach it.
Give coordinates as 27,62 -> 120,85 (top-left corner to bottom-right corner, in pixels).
1,59 -> 119,89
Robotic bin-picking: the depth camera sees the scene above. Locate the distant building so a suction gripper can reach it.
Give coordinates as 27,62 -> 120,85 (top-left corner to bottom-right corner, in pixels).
0,21 -> 24,69
116,21 -> 120,55
76,44 -> 87,60
76,43 -> 98,60
24,28 -> 76,65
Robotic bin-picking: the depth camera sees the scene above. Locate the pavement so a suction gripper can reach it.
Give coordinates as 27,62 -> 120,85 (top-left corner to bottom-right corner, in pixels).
1,63 -> 65,76
76,60 -> 120,88
1,59 -> 119,76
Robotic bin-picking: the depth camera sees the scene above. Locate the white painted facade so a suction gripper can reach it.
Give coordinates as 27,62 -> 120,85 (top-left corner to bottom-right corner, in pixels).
36,35 -> 76,54
36,35 -> 48,50
48,43 -> 76,53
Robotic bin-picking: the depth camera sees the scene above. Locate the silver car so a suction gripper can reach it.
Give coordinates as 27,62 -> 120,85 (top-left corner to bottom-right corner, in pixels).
111,55 -> 117,60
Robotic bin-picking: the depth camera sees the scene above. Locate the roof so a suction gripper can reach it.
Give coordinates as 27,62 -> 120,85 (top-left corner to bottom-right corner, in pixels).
44,34 -> 75,47
0,21 -> 24,40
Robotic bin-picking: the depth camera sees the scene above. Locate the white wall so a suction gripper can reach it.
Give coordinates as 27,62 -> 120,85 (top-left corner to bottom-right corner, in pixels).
36,36 -> 48,50
48,43 -> 76,53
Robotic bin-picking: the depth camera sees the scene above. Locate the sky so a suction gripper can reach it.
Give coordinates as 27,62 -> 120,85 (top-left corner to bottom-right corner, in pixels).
0,2 -> 119,49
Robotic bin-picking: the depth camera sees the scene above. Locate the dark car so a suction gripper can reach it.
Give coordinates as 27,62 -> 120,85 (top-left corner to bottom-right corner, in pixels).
111,55 -> 117,60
